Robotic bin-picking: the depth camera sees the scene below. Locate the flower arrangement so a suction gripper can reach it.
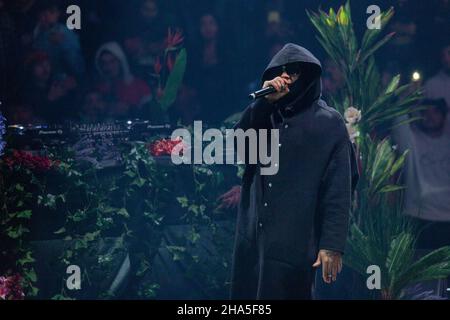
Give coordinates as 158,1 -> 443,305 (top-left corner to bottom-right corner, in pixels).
344,106 -> 361,143
4,150 -> 60,172
148,137 -> 185,157
152,28 -> 186,111
0,274 -> 25,300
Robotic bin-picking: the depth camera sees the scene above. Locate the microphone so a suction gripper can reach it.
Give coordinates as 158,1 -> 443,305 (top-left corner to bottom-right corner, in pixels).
248,86 -> 277,100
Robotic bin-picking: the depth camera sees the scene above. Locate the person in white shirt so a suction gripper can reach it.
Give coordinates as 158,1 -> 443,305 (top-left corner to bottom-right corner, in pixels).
424,42 -> 450,109
393,98 -> 450,249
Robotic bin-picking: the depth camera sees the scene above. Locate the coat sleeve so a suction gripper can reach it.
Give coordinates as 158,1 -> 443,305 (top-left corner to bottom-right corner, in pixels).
232,98 -> 275,167
317,128 -> 356,254
233,97 -> 275,131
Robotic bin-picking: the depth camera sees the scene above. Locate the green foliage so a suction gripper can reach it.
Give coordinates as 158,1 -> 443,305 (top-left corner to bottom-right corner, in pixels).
159,49 -> 187,111
307,1 -> 421,136
171,164 -> 234,298
358,137 -> 407,202
309,1 -> 450,299
0,161 -> 40,297
1,137 -> 236,299
147,34 -> 187,120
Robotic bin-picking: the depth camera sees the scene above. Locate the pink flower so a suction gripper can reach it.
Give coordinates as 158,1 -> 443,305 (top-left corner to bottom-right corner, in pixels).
0,277 -> 9,299
0,274 -> 25,300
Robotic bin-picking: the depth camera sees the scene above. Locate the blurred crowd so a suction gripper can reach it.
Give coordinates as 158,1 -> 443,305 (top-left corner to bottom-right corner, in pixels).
0,0 -> 448,127
0,0 -> 449,296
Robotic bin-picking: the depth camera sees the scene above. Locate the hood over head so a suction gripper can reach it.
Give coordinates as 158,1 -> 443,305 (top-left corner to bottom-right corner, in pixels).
95,42 -> 134,85
262,43 -> 322,114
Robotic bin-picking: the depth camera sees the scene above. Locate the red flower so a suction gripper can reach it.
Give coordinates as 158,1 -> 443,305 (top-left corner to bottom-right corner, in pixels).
0,274 -> 25,300
165,28 -> 184,49
167,53 -> 175,72
148,137 -> 185,157
4,150 -> 59,172
154,56 -> 162,75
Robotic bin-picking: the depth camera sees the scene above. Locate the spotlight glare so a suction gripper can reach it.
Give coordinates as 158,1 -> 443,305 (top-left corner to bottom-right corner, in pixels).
412,71 -> 421,82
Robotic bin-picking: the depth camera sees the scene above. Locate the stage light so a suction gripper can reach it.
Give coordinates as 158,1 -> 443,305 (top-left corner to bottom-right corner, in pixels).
412,71 -> 421,82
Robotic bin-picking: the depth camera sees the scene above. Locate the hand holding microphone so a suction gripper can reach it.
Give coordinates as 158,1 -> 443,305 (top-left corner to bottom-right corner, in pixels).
249,75 -> 292,102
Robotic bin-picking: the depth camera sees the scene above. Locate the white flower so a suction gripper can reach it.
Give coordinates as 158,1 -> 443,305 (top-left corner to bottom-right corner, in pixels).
344,107 -> 362,125
346,123 -> 360,143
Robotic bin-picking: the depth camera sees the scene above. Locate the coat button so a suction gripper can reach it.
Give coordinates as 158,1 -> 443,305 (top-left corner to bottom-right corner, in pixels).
274,163 -> 278,167
278,143 -> 282,147
264,202 -> 268,207
259,222 -> 263,228
284,124 -> 289,129
268,183 -> 272,188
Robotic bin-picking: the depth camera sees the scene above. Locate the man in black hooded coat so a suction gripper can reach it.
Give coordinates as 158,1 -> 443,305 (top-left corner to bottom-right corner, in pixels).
230,43 -> 359,300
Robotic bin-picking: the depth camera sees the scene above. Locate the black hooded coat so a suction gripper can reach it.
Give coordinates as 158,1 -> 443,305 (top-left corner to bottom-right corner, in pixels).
230,44 -> 359,299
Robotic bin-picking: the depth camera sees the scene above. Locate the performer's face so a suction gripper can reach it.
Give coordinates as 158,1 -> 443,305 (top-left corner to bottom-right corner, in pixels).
280,64 -> 301,83
281,70 -> 300,83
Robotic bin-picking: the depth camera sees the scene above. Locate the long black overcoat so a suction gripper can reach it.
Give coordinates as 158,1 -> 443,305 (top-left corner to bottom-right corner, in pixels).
230,43 -> 359,299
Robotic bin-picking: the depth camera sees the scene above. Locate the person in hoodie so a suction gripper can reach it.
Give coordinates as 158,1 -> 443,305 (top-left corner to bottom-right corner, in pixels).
32,1 -> 85,79
95,42 -> 152,119
230,43 -> 359,300
22,51 -> 79,124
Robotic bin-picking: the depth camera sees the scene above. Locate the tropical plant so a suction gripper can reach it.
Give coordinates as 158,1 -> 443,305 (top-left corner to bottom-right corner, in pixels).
150,28 -> 187,115
307,1 -> 422,138
308,1 -> 450,299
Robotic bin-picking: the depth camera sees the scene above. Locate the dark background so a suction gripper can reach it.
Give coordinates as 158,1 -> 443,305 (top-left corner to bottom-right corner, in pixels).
0,0 -> 448,126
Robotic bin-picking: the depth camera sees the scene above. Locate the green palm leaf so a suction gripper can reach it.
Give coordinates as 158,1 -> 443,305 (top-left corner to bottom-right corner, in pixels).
159,49 -> 187,111
308,1 -> 448,299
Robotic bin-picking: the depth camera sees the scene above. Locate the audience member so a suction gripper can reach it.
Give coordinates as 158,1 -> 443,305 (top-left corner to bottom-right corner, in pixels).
32,1 -> 86,79
123,0 -> 175,82
424,41 -> 450,108
95,42 -> 152,119
393,98 -> 450,249
22,51 -> 80,123
80,90 -> 108,123
187,12 -> 234,125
